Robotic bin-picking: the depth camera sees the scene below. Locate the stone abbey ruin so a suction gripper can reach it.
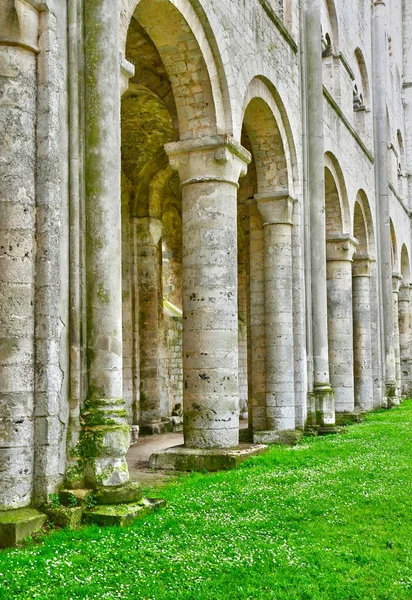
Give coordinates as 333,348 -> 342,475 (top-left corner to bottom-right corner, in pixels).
1,0 -> 412,544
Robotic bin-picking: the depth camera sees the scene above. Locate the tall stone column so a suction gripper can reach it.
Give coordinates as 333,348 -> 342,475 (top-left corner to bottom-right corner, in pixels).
165,136 -> 251,449
0,0 -> 39,509
373,0 -> 397,402
247,200 -> 266,433
399,283 -> 411,397
134,217 -> 165,431
254,193 -> 296,443
352,256 -> 374,412
326,235 -> 358,418
82,0 -> 133,489
392,273 -> 402,401
306,0 -> 335,427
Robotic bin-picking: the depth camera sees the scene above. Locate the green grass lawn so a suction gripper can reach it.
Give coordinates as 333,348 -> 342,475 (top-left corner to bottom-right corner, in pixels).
1,402 -> 412,600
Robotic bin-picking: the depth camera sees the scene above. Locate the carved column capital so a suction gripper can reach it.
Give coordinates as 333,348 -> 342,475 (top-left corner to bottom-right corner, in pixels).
352,253 -> 372,277
254,192 -> 296,226
0,0 -> 41,52
165,135 -> 251,188
392,272 -> 402,293
326,233 -> 358,262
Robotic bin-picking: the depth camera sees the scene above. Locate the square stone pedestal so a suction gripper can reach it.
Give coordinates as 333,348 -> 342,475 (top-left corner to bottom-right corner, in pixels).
0,508 -> 46,548
149,444 -> 268,472
253,430 -> 303,445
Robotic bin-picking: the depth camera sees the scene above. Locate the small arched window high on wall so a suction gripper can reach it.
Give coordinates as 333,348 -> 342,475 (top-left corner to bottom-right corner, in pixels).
352,48 -> 372,147
320,0 -> 341,99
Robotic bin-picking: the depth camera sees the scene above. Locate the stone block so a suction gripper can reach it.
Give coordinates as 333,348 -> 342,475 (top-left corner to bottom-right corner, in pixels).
59,488 -> 94,507
0,508 -> 46,548
253,429 -> 303,445
45,506 -> 83,529
93,481 -> 142,505
83,497 -> 167,527
149,444 -> 268,472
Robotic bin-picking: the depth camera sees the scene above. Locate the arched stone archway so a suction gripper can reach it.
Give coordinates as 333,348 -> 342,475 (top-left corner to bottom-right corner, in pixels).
235,82 -> 300,444
324,159 -> 357,419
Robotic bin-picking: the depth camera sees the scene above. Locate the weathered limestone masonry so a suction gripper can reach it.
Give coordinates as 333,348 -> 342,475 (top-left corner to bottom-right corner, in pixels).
254,193 -> 297,444
352,256 -> 374,413
0,0 -> 38,510
1,0 -> 412,543
326,235 -> 358,420
165,136 -> 250,449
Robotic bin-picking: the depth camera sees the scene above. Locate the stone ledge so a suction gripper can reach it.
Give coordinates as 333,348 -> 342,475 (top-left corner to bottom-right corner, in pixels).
253,429 -> 303,445
83,498 -> 167,527
149,444 -> 268,472
0,508 -> 46,548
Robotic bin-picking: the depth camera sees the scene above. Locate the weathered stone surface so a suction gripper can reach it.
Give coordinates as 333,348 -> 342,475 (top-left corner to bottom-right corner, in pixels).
45,506 -> 83,529
149,444 -> 268,472
253,430 -> 303,445
0,508 -> 46,548
93,482 -> 142,506
83,498 -> 167,527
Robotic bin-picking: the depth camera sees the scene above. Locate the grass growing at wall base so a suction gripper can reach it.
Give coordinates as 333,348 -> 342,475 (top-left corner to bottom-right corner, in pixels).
1,402 -> 412,599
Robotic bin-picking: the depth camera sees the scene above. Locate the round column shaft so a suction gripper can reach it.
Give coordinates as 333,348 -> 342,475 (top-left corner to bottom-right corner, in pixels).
256,193 -> 296,434
326,235 -> 358,416
166,136 -> 251,449
0,1 -> 39,509
306,0 -> 335,426
398,283 -> 411,396
392,273 -> 402,400
134,217 -> 164,424
352,256 -> 374,412
247,200 -> 266,432
83,0 -> 131,488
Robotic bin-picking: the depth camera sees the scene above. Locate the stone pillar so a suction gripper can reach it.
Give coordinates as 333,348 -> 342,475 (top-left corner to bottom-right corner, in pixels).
392,273 -> 402,400
399,283 -> 411,396
352,256 -> 374,412
0,0 -> 39,509
134,217 -> 165,430
306,0 -> 335,427
373,0 -> 397,402
326,235 -> 358,418
82,0 -> 133,489
165,136 -> 251,449
253,193 -> 296,443
247,200 -> 266,433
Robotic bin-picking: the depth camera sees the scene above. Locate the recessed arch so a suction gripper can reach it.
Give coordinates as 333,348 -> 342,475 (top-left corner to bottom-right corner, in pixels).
120,0 -> 232,138
401,244 -> 411,284
390,219 -> 398,270
321,0 -> 340,53
353,189 -> 375,257
240,77 -> 299,198
324,152 -> 351,234
354,47 -> 370,106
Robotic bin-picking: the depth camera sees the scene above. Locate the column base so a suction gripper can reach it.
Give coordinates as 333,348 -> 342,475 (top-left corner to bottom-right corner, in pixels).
335,411 -> 365,425
83,497 -> 167,527
253,429 -> 303,445
149,444 -> 268,472
0,508 -> 46,548
385,380 -> 400,408
312,385 -> 335,426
